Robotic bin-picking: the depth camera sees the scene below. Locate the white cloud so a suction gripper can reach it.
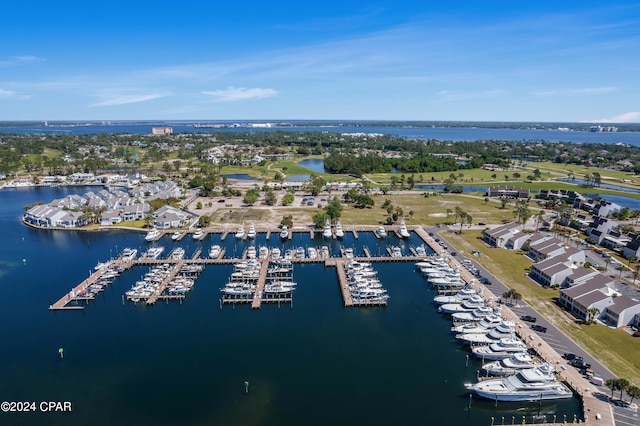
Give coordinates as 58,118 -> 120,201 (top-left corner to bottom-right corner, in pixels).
90,92 -> 171,107
530,87 -> 616,96
0,88 -> 32,100
0,55 -> 44,67
590,111 -> 640,123
201,87 -> 278,102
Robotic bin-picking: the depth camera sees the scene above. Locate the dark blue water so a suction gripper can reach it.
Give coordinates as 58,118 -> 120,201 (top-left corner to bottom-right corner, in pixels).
224,174 -> 260,181
558,178 -> 640,194
0,187 -> 580,425
297,159 -> 325,173
581,193 -> 640,210
0,121 -> 638,144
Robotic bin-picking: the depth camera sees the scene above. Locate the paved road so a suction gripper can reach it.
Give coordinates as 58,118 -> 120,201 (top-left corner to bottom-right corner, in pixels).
429,226 -> 640,426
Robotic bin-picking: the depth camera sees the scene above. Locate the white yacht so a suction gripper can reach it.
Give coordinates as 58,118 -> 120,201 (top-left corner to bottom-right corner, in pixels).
321,246 -> 330,259
433,285 -> 480,305
271,247 -> 281,260
145,228 -> 161,242
391,246 -> 402,257
399,219 -> 410,238
192,228 -> 204,240
208,245 -> 221,259
246,246 -> 257,259
335,221 -> 344,239
259,246 -> 269,260
171,231 -> 182,241
322,219 -> 332,239
451,305 -> 494,322
472,338 -> 529,360
121,248 -> 138,260
465,363 -> 573,401
247,222 -> 256,239
439,294 -> 485,314
279,225 -> 288,239
307,247 -> 318,259
482,353 -> 537,377
415,245 -> 427,257
376,225 -> 387,238
458,321 -> 516,345
142,246 -> 164,259
235,224 -> 245,239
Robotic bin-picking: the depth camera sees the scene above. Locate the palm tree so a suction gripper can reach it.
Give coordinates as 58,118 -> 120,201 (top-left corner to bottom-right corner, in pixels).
536,210 -> 545,231
606,378 -> 619,399
617,378 -> 630,401
586,307 -> 600,324
627,385 -> 640,405
511,290 -> 522,307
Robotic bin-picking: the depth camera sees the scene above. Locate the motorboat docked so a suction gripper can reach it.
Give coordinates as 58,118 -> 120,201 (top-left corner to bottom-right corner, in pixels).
415,245 -> 427,257
390,246 -> 402,257
271,247 -> 281,260
121,248 -> 138,260
321,246 -> 330,259
433,284 -> 481,304
465,363 -> 573,401
246,246 -> 257,259
142,246 -> 165,259
452,313 -> 505,333
322,219 -> 332,239
307,247 -> 318,259
439,294 -> 485,314
457,321 -> 516,345
472,338 -> 529,360
259,246 -> 269,260
171,231 -> 182,241
482,353 -> 537,377
335,221 -> 344,239
192,228 -> 204,240
279,225 -> 288,239
145,228 -> 161,241
208,245 -> 222,259
235,224 -> 245,239
399,219 -> 410,238
247,222 -> 256,239
451,305 -> 494,322
376,225 -> 387,238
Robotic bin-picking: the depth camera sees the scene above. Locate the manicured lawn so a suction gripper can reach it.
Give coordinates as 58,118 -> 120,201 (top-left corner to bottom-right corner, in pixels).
443,229 -> 640,385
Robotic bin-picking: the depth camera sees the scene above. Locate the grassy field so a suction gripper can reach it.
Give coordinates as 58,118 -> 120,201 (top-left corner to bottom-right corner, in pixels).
527,161 -> 639,184
442,230 -> 640,385
339,193 -> 519,226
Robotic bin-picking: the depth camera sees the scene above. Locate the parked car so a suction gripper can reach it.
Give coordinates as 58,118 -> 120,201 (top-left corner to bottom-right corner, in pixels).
479,276 -> 491,285
562,352 -> 578,361
531,324 -> 547,333
520,315 -> 537,323
570,358 -> 591,369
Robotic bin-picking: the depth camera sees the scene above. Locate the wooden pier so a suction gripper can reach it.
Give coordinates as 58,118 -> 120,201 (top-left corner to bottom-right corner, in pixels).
221,230 -> 229,241
352,229 -> 358,239
334,259 -> 354,307
145,260 -> 184,305
251,260 -> 271,309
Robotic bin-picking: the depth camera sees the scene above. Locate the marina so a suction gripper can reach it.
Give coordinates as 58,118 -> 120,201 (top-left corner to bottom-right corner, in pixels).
50,233 -> 424,311
3,187 -> 584,425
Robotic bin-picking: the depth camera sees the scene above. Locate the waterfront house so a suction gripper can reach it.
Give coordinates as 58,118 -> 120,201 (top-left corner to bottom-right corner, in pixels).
100,210 -> 123,225
572,291 -> 613,322
601,296 -> 640,328
152,205 -> 190,229
564,267 -> 600,287
526,237 -> 565,262
487,186 -> 530,199
529,247 -> 586,287
586,218 -> 618,245
623,234 -> 640,259
122,203 -> 151,221
482,222 -> 521,248
558,274 -> 616,315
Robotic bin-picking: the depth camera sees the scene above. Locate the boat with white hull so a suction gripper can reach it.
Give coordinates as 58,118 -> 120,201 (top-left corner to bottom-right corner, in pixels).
145,228 -> 161,241
465,363 -> 573,401
399,220 -> 410,238
335,221 -> 344,239
279,226 -> 288,239
482,353 -> 537,377
472,338 -> 528,360
376,226 -> 387,238
322,219 -> 332,239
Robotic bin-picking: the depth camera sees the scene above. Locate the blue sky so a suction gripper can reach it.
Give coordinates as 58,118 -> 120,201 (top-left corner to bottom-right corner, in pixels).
1,1 -> 639,122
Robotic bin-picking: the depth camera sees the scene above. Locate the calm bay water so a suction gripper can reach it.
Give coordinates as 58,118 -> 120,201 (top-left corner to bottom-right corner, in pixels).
0,121 -> 638,144
0,187 -> 580,425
